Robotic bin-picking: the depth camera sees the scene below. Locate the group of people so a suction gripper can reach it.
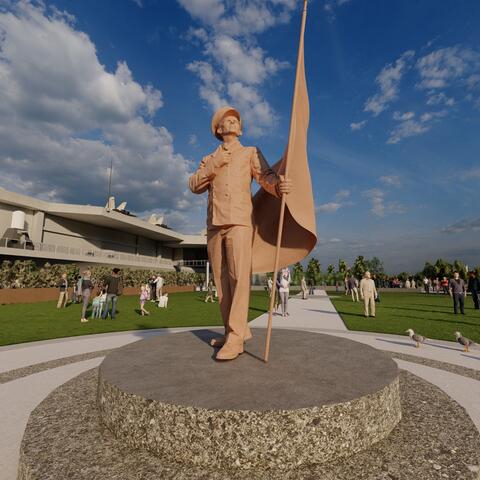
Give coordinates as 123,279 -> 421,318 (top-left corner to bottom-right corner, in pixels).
57,268 -> 123,322
344,272 -> 378,317
56,268 -> 169,322
446,271 -> 480,314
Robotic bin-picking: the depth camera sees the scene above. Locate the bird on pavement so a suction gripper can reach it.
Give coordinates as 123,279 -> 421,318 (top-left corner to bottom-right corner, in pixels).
454,332 -> 474,352
405,329 -> 427,348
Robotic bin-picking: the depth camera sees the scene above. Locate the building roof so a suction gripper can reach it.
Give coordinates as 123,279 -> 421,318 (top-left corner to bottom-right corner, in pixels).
0,188 -> 205,245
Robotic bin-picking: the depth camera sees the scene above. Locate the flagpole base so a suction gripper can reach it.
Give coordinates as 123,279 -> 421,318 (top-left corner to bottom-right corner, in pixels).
95,328 -> 401,470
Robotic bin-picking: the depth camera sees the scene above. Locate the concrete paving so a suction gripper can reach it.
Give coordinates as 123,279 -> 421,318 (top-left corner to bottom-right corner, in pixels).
395,359 -> 480,431
0,292 -> 479,479
1,357 -> 103,480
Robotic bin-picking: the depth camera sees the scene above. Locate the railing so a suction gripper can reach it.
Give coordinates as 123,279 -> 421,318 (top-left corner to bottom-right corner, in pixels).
0,237 -> 173,267
176,259 -> 209,267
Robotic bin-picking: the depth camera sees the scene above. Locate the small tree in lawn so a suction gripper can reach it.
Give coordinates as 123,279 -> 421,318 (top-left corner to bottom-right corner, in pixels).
326,264 -> 335,286
338,259 -> 348,277
306,257 -> 321,285
352,255 -> 367,280
292,262 -> 304,286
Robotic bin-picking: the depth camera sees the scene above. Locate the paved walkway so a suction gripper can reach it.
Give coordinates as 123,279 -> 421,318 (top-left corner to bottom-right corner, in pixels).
1,292 -> 479,479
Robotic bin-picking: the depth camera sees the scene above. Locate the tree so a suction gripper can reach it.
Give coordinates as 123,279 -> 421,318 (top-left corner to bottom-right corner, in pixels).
338,259 -> 348,276
365,257 -> 385,275
306,257 -> 321,284
292,262 -> 304,286
453,259 -> 467,279
352,255 -> 367,279
422,262 -> 436,279
433,258 -> 452,279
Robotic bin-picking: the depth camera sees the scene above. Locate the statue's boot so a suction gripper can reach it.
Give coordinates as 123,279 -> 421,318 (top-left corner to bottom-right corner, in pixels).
215,339 -> 244,361
210,329 -> 252,347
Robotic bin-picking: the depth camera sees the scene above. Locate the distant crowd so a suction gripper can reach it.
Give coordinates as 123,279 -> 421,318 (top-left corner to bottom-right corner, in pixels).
343,270 -> 479,315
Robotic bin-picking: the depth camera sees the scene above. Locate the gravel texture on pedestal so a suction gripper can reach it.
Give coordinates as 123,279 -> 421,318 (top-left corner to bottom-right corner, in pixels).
18,368 -> 480,480
97,329 -> 401,469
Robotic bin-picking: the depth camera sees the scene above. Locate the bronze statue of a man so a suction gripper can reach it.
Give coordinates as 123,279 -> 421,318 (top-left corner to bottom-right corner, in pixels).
189,106 -> 292,360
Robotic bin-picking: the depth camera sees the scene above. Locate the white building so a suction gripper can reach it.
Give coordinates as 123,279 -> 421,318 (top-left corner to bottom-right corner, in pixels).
0,188 -> 207,271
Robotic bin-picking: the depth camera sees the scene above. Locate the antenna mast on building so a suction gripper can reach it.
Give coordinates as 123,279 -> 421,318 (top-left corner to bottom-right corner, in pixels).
107,155 -> 113,200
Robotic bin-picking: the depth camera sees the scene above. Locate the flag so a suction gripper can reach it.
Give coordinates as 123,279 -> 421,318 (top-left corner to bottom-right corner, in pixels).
251,1 -> 316,274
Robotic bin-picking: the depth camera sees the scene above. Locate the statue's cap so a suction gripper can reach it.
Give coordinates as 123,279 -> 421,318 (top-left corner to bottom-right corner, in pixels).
211,106 -> 241,141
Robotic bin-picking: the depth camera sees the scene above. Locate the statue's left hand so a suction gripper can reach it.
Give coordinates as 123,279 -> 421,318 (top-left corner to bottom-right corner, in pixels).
278,175 -> 293,195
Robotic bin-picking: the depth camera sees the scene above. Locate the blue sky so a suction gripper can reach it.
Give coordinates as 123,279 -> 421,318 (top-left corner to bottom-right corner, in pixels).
0,0 -> 479,273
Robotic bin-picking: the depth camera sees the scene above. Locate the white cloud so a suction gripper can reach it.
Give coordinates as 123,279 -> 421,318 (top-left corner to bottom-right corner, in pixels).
316,189 -> 352,214
416,46 -> 480,90
442,217 -> 480,234
131,0 -> 143,7
316,202 -> 342,213
206,34 -> 288,85
426,92 -> 455,106
0,2 -> 197,215
325,0 -> 353,14
420,110 -> 448,122
364,50 -> 415,116
387,119 -> 430,145
379,175 -> 401,187
335,189 -> 350,200
350,120 -> 367,131
362,188 -> 405,216
179,1 -> 294,137
188,134 -> 198,145
393,111 -> 415,121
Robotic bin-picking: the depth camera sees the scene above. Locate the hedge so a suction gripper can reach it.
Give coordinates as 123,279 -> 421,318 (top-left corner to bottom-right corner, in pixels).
0,260 -> 205,289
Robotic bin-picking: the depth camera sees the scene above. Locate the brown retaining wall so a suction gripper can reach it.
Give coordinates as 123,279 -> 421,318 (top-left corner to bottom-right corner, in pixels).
0,285 -> 195,305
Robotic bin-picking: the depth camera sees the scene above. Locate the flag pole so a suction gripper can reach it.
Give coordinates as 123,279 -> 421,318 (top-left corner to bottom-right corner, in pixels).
264,0 -> 308,363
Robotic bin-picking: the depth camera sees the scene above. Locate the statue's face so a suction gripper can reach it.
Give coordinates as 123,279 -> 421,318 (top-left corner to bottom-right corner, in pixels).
218,115 -> 241,138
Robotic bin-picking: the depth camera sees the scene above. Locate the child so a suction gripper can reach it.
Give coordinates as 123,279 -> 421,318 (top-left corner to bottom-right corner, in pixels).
140,285 -> 150,316
158,292 -> 169,308
91,289 -> 106,319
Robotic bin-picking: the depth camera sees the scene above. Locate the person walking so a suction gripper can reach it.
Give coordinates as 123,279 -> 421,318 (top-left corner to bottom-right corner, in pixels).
449,271 -> 466,315
139,285 -> 150,316
441,277 -> 449,295
277,267 -> 291,317
467,271 -> 480,310
102,268 -> 123,320
301,276 -> 308,300
155,274 -> 164,300
360,271 -> 378,318
205,280 -> 215,303
308,277 -> 315,295
149,276 -> 157,302
80,269 -> 93,322
56,273 -> 68,308
75,275 -> 83,303
347,275 -> 359,302
267,277 -> 273,296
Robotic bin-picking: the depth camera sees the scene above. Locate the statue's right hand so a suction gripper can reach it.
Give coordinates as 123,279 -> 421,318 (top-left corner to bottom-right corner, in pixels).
211,151 -> 230,169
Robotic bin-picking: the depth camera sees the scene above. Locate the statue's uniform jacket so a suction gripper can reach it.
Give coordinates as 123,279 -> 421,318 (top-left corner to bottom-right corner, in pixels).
189,140 -> 279,228
189,139 -> 280,343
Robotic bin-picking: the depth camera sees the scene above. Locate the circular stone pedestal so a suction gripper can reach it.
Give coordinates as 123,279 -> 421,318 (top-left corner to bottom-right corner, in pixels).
97,329 -> 401,470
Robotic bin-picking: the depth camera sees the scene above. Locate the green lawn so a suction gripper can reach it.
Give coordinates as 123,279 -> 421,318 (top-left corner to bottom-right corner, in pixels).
0,291 -> 270,347
328,291 -> 480,343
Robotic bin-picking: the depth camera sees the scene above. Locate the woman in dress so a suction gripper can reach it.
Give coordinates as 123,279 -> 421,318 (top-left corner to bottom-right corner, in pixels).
277,267 -> 291,317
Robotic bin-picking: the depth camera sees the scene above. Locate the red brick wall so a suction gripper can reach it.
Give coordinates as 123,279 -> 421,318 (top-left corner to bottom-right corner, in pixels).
0,285 -> 195,305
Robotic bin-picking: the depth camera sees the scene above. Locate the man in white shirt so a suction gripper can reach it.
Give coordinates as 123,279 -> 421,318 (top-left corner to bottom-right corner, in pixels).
360,271 -> 378,317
